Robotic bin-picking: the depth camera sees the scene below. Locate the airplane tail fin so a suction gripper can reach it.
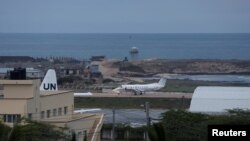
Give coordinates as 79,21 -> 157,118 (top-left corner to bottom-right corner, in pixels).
158,78 -> 167,86
40,69 -> 58,91
112,87 -> 122,94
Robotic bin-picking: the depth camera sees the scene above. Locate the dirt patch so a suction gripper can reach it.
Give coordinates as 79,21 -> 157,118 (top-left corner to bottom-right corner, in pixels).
110,59 -> 250,76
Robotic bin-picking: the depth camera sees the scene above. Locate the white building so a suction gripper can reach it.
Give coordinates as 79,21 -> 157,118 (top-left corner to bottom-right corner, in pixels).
26,68 -> 44,79
0,68 -> 43,79
0,68 -> 14,79
190,86 -> 250,112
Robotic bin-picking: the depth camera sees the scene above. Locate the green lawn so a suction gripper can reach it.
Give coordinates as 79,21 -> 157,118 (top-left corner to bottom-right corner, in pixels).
75,97 -> 191,109
160,79 -> 250,93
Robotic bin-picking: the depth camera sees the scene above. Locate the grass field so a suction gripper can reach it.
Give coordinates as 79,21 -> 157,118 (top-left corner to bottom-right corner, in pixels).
75,79 -> 250,109
75,97 -> 191,109
161,79 -> 250,93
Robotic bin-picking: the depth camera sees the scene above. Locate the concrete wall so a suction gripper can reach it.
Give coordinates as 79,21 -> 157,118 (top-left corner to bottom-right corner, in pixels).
40,92 -> 74,119
0,80 -> 74,121
0,79 -> 103,141
0,80 -> 41,122
0,80 -> 38,99
0,99 -> 29,127
48,114 -> 103,141
68,118 -> 95,141
0,99 -> 27,115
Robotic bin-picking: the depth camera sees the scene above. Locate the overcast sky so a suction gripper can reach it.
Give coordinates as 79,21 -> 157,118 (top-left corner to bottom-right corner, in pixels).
0,0 -> 250,33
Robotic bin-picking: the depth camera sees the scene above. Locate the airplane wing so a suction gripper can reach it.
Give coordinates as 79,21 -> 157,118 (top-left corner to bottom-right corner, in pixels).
134,88 -> 144,93
125,88 -> 145,93
74,92 -> 92,97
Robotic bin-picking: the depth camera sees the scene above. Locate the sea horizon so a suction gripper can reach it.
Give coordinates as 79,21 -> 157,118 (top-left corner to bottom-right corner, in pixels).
1,33 -> 250,60
1,32 -> 250,34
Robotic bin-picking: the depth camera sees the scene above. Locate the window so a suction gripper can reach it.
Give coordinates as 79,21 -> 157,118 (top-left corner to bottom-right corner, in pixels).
53,109 -> 57,117
3,114 -> 21,123
64,107 -> 68,115
28,113 -> 32,120
16,115 -> 21,123
77,131 -> 82,141
3,115 -> 7,122
47,110 -> 51,118
83,130 -> 87,141
7,115 -> 12,122
41,111 -> 45,119
58,108 -> 62,116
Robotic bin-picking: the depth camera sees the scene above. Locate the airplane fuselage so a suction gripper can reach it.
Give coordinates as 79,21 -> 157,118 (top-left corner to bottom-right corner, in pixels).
121,83 -> 163,92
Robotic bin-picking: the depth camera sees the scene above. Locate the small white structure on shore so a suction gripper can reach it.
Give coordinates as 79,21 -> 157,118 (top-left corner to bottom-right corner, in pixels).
130,47 -> 139,61
130,47 -> 139,54
190,86 -> 250,112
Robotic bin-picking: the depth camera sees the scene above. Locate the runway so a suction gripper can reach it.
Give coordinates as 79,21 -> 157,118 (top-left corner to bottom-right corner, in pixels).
76,92 -> 193,99
75,92 -> 192,125
80,108 -> 167,126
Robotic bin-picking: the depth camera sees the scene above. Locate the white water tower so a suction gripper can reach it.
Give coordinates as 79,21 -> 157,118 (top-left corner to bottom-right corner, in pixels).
130,47 -> 139,61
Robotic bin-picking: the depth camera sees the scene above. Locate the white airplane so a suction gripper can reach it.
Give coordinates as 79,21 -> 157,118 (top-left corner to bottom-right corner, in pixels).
113,78 -> 167,95
40,69 -> 58,91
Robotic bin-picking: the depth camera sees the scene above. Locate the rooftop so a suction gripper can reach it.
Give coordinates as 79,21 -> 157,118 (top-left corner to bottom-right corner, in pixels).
190,86 -> 250,112
40,90 -> 73,97
41,113 -> 101,123
0,80 -> 34,85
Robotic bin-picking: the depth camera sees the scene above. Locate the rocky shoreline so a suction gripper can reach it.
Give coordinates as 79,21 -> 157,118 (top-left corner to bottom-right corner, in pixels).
1,56 -> 250,91
112,59 -> 250,77
1,56 -> 250,76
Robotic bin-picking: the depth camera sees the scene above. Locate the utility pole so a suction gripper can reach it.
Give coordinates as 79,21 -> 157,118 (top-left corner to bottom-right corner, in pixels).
112,107 -> 115,141
145,102 -> 150,141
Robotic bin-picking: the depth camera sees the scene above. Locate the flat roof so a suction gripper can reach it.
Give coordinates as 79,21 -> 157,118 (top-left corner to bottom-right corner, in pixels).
192,86 -> 250,99
41,113 -> 101,123
0,80 -> 35,85
190,86 -> 250,112
40,90 -> 73,97
0,68 -> 14,73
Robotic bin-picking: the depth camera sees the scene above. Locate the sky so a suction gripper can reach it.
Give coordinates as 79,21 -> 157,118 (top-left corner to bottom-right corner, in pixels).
0,0 -> 250,33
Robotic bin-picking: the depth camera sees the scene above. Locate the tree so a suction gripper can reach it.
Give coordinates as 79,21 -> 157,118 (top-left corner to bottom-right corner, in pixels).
0,122 -> 11,141
148,123 -> 167,141
71,132 -> 76,141
158,109 -> 250,141
7,119 -> 69,141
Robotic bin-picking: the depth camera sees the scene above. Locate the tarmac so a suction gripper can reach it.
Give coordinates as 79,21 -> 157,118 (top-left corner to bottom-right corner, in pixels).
76,92 -> 193,125
79,92 -> 193,99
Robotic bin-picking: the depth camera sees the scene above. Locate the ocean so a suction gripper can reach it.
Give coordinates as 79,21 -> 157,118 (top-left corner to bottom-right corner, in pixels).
0,33 -> 250,60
